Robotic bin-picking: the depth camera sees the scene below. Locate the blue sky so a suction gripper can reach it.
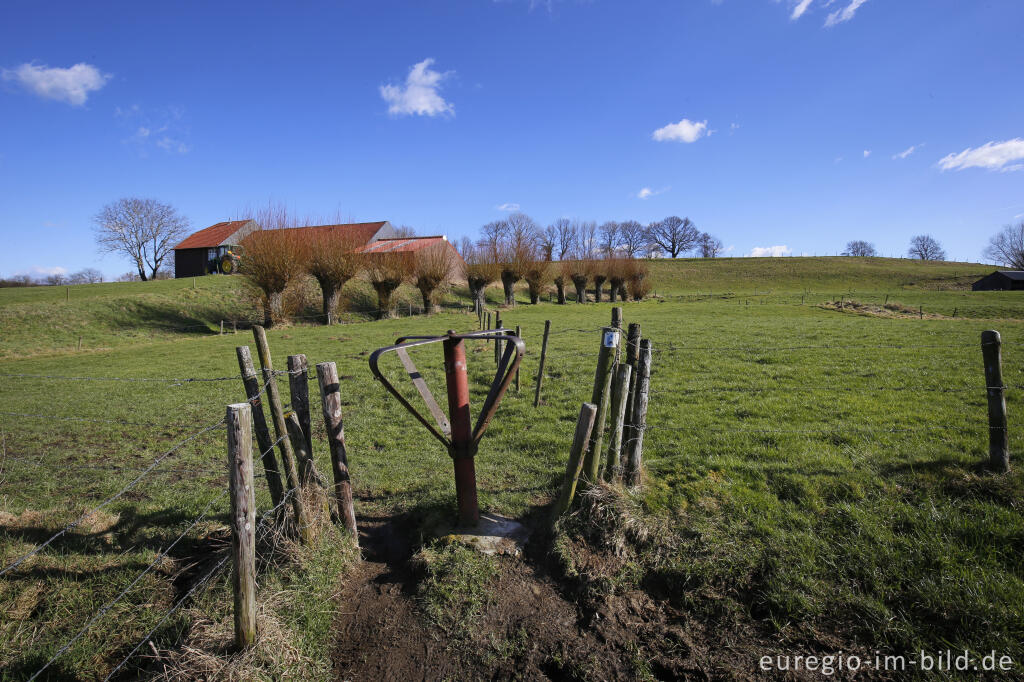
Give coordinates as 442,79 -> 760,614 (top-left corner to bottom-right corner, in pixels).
1,0 -> 1022,278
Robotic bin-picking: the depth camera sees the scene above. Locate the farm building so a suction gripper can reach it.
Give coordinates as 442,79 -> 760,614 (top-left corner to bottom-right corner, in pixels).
971,271 -> 1024,291
173,220 -> 397,278
356,235 -> 465,276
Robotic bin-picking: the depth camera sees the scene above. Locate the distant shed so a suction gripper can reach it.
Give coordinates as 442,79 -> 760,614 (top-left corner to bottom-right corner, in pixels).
972,271 -> 1024,291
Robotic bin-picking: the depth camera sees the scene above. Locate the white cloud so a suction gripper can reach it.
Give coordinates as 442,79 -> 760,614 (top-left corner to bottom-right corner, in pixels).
791,0 -> 814,20
863,149 -> 871,158
825,0 -> 869,26
1,62 -> 110,106
15,265 -> 68,277
636,186 -> 668,200
652,118 -> 709,144
749,245 -> 792,257
495,202 -> 520,211
380,58 -> 454,117
893,144 -> 921,160
938,138 -> 1024,172
117,106 -> 191,155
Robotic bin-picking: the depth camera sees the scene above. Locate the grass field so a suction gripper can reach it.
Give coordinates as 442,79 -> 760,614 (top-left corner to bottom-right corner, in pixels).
1,257 -> 1023,678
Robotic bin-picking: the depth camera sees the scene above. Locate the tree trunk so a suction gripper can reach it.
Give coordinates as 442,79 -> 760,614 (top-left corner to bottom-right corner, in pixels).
372,282 -> 399,319
528,286 -> 540,304
555,279 -> 566,304
419,287 -> 435,314
609,283 -> 618,303
136,261 -> 148,281
264,291 -> 283,327
593,276 -> 607,303
572,277 -> 587,303
501,273 -> 517,306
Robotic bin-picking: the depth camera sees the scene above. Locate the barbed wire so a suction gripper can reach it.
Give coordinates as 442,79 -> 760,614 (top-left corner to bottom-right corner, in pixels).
27,489 -> 230,681
646,384 -> 1022,395
102,553 -> 230,681
0,417 -> 226,578
0,365 -> 309,385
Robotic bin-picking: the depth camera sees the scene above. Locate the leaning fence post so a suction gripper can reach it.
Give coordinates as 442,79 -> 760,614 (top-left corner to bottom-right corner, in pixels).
287,355 -> 314,461
604,364 -> 632,483
252,326 -> 312,544
316,361 -> 358,539
624,340 -> 652,487
582,327 -> 621,482
550,403 -> 598,526
515,325 -> 522,392
226,402 -> 256,649
236,346 -> 284,509
982,330 -> 1010,472
533,320 -> 551,408
494,312 -> 503,364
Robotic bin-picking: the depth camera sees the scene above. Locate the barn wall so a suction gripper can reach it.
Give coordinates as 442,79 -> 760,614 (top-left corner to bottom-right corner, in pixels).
174,248 -> 208,278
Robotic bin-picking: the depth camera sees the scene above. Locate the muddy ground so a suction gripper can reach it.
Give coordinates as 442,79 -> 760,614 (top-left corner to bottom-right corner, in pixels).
330,509 -> 817,681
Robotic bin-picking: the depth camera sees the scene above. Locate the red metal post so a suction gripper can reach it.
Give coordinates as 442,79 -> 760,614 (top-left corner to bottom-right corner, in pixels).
443,331 -> 480,526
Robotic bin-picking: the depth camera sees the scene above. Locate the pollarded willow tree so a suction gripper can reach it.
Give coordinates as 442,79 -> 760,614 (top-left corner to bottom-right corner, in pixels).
366,251 -> 412,319
412,242 -> 457,314
308,229 -> 363,324
523,259 -> 552,304
565,253 -> 592,304
485,213 -> 543,306
239,211 -> 308,327
460,238 -> 501,313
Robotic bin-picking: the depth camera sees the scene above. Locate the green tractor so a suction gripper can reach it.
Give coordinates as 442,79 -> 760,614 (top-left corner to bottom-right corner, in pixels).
215,246 -> 243,275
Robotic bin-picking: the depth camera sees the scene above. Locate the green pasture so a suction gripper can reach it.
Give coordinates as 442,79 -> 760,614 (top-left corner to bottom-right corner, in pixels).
1,258 -> 1023,678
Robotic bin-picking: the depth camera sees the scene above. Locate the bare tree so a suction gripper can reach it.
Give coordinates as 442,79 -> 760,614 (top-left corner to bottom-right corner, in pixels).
44,272 -> 68,286
843,240 -> 877,257
523,259 -> 552,304
392,224 -> 416,238
540,227 -> 555,261
68,268 -> 104,284
565,247 -> 592,303
576,220 -> 598,260
548,218 -> 576,260
366,251 -> 412,319
908,234 -> 946,261
239,208 -> 308,327
308,228 -> 363,324
984,222 -> 1024,269
412,242 -> 456,314
94,198 -> 190,281
647,216 -> 698,258
494,213 -> 542,305
697,232 -> 724,258
598,221 -> 620,257
459,238 -> 501,312
618,220 -> 647,258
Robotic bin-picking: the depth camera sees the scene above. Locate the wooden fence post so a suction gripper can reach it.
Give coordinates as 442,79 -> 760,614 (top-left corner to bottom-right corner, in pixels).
316,362 -> 358,539
226,402 -> 256,649
582,327 -> 621,482
220,320 -> 224,335
495,312 -> 502,364
611,306 -> 622,329
515,325 -> 522,392
533,320 -> 551,408
236,346 -> 284,509
604,363 -> 632,483
982,330 -> 1010,472
252,326 -> 312,544
287,355 -> 314,461
550,403 -> 598,525
624,340 -> 651,487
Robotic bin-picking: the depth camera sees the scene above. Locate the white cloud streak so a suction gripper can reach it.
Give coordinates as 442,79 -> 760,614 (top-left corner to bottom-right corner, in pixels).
749,245 -> 792,257
636,186 -> 668,200
937,139 -> 1024,173
380,58 -> 454,117
652,118 -> 710,144
791,0 -> 814,20
893,144 -> 920,160
495,202 -> 520,211
1,62 -> 110,106
825,0 -> 869,27
863,150 -> 871,158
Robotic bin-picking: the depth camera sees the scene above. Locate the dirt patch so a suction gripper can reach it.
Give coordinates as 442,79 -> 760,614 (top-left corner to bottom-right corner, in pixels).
819,300 -> 947,319
330,509 -> 764,681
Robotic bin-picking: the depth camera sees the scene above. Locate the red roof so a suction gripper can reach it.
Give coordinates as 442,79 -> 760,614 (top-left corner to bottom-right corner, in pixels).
175,220 -> 253,249
284,222 -> 387,245
175,220 -> 388,250
356,236 -> 449,254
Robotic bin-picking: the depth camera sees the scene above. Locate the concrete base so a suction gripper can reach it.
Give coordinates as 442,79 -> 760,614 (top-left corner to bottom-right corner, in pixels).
433,512 -> 531,557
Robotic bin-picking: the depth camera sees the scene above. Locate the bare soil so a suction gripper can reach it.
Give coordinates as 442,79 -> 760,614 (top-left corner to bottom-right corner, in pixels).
330,511 -> 808,681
